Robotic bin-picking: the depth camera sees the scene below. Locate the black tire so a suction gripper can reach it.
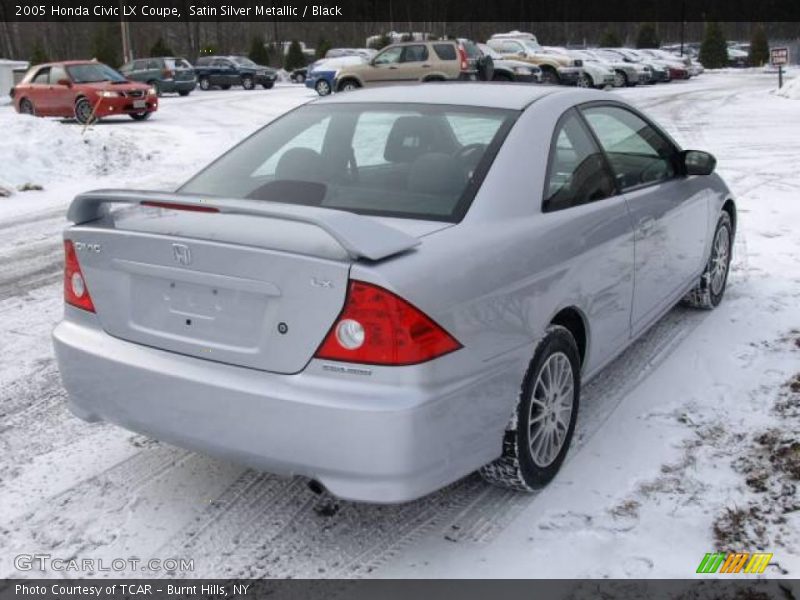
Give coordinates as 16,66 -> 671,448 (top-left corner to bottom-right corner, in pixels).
261,82 -> 275,89
613,70 -> 628,88
480,325 -> 581,491
541,67 -> 559,85
682,212 -> 733,309
241,76 -> 254,90
576,72 -> 593,88
477,55 -> 494,82
199,77 -> 211,91
492,71 -> 513,82
129,112 -> 152,121
74,97 -> 96,125
337,78 -> 360,92
220,84 -> 232,90
178,90 -> 191,97
148,80 -> 161,97
19,98 -> 36,116
315,78 -> 332,96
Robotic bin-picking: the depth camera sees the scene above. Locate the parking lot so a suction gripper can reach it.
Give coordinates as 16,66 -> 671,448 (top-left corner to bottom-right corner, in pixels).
1,71 -> 799,577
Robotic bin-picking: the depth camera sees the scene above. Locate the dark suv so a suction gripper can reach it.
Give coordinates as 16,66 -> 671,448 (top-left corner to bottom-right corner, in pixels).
194,56 -> 277,91
119,57 -> 196,96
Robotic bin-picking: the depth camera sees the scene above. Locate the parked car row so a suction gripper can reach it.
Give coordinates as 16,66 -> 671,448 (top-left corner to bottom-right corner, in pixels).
296,32 -> 704,97
11,52 -> 281,123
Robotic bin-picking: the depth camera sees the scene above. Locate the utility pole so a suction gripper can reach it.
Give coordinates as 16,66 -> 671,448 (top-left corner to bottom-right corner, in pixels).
120,19 -> 132,63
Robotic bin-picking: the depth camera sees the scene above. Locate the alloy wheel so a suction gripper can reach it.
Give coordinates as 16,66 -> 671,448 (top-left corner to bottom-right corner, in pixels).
316,80 -> 331,96
528,352 -> 575,468
709,225 -> 731,296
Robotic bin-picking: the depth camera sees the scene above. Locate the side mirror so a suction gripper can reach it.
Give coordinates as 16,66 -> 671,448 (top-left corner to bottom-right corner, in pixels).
57,78 -> 72,87
680,150 -> 716,176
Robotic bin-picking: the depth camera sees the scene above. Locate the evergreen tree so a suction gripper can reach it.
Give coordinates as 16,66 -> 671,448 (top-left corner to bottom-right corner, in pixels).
635,23 -> 660,49
369,34 -> 392,50
149,37 -> 174,57
315,37 -> 332,59
248,36 -> 270,65
90,24 -> 120,67
699,22 -> 729,69
748,25 -> 769,67
29,40 -> 49,66
284,40 -> 306,71
599,29 -> 622,48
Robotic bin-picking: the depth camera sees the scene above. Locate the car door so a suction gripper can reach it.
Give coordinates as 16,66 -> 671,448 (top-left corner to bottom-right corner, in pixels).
541,109 -> 635,371
580,103 -> 709,335
365,46 -> 404,83
397,44 -> 431,81
27,66 -> 51,114
209,59 -> 226,85
47,64 -> 73,114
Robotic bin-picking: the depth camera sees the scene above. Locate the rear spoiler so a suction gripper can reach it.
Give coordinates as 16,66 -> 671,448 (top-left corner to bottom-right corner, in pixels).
67,189 -> 420,261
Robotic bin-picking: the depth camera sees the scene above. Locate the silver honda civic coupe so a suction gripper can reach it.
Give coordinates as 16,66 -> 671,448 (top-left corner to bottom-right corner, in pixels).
53,84 -> 735,503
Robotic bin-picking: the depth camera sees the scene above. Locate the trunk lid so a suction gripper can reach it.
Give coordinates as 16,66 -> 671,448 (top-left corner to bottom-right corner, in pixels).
66,190 -> 431,374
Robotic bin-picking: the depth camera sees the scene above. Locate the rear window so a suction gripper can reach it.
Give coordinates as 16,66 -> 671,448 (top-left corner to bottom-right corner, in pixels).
433,44 -> 456,60
180,103 -> 517,222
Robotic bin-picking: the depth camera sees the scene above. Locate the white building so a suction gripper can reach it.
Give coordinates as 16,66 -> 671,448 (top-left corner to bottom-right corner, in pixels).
0,59 -> 29,100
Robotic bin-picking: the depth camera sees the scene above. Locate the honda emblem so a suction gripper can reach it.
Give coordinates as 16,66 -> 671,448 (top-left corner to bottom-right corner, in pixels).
172,243 -> 192,266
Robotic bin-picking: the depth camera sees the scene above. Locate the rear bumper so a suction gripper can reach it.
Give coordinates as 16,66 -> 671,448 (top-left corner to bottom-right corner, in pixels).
53,312 -> 516,503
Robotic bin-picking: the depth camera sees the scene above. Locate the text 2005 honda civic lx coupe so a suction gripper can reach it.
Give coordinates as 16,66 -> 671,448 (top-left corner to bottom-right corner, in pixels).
53,84 -> 735,503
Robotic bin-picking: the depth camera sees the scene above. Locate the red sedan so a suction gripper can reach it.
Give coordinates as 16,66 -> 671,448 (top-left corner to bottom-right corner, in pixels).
11,60 -> 158,124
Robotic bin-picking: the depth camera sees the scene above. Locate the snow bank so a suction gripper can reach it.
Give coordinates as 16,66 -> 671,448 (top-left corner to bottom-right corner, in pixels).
0,110 -> 153,187
775,75 -> 800,99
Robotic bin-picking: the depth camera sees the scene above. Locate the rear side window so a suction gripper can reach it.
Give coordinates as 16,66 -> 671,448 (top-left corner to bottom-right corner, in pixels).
401,45 -> 429,63
133,60 -> 148,70
581,105 -> 676,191
31,68 -> 50,84
147,59 -> 161,70
543,109 -> 615,212
433,44 -> 456,60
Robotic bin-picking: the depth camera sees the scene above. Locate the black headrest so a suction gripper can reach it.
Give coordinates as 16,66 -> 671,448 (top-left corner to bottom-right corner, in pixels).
384,116 -> 441,163
275,147 -> 324,181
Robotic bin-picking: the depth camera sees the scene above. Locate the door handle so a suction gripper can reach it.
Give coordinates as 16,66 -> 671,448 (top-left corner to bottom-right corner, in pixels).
422,64 -> 431,68
388,66 -> 398,69
637,216 -> 656,236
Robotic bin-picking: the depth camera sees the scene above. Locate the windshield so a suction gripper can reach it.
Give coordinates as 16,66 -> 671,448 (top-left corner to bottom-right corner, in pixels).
180,103 -> 517,222
231,56 -> 257,67
66,63 -> 127,83
521,39 -> 543,52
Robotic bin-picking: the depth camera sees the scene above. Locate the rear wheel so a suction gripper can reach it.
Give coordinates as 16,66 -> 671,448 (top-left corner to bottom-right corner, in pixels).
129,112 -> 152,121
315,79 -> 332,96
613,70 -> 627,87
19,98 -> 36,116
541,67 -> 559,85
74,97 -> 96,125
338,78 -> 360,92
241,76 -> 254,90
480,325 -> 580,491
576,72 -> 593,88
682,212 -> 733,309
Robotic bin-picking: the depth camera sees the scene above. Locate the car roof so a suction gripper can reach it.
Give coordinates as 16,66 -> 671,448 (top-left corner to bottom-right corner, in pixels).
316,83 -> 588,110
36,60 -> 100,67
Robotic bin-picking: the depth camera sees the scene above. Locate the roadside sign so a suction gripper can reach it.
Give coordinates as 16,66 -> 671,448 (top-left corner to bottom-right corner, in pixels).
770,47 -> 789,66
771,48 -> 789,88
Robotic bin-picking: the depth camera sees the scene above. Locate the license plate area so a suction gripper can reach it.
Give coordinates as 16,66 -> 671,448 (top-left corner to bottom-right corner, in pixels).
133,100 -> 146,109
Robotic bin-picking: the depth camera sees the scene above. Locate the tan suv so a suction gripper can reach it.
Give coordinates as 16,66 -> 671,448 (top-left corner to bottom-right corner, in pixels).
487,33 -> 582,85
334,40 -> 487,91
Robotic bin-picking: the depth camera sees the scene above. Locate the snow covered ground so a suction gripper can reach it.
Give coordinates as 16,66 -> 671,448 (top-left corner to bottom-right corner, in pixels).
0,73 -> 798,580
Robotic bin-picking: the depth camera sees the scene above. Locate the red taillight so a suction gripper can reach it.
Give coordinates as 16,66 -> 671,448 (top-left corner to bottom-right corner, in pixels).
315,281 -> 462,366
64,240 -> 95,312
141,201 -> 219,213
458,46 -> 468,71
